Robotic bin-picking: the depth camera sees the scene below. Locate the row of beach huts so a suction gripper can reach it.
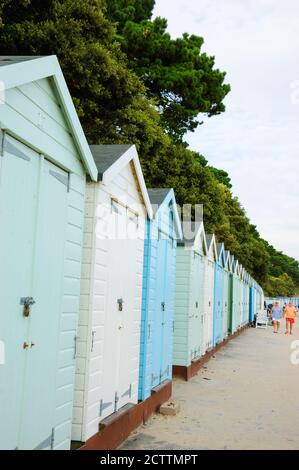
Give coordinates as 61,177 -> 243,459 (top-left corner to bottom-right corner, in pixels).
0,56 -> 264,450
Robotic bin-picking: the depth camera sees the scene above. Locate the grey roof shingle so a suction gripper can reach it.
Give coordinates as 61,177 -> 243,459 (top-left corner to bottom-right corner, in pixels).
89,144 -> 132,181
148,188 -> 172,214
206,234 -> 214,248
217,242 -> 224,258
177,220 -> 203,246
0,56 -> 43,67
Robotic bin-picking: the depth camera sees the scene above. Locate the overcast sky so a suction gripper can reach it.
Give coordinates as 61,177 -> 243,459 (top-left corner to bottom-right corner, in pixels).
153,0 -> 299,261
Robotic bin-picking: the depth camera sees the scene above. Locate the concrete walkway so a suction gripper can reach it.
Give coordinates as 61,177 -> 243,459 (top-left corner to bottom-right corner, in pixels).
120,322 -> 299,450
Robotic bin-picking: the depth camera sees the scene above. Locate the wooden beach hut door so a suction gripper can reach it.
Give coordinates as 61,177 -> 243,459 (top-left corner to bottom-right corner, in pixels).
249,287 -> 255,322
19,159 -> 68,450
203,260 -> 214,351
0,135 -> 68,449
100,201 -> 138,417
227,273 -> 234,334
213,264 -> 223,345
189,252 -> 202,361
222,271 -> 229,339
231,275 -> 238,333
160,235 -> 174,384
152,231 -> 169,388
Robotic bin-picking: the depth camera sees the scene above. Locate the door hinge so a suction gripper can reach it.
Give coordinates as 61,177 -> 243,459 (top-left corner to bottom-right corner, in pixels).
3,135 -> 30,161
91,330 -> 96,352
193,347 -> 200,359
73,335 -> 77,359
148,324 -> 151,339
49,169 -> 69,191
114,392 -> 119,412
160,365 -> 169,381
121,384 -> 132,399
1,130 -> 5,157
50,427 -> 55,450
33,427 -> 55,450
151,373 -> 159,386
99,399 -> 112,417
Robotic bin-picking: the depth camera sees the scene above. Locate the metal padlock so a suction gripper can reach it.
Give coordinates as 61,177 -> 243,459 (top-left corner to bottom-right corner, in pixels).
20,297 -> 36,317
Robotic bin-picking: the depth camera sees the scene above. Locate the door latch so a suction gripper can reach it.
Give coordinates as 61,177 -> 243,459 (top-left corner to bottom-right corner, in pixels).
161,302 -> 165,312
20,297 -> 36,317
23,341 -> 35,349
117,298 -> 124,311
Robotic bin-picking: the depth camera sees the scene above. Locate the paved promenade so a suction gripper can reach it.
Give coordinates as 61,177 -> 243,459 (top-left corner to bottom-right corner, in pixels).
120,322 -> 299,450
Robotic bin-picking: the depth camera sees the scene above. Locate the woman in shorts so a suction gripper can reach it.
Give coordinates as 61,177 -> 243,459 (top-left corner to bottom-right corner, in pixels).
284,302 -> 297,335
271,302 -> 282,333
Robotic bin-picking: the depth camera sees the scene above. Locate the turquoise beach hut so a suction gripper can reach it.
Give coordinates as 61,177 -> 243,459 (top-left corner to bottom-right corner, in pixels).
173,221 -> 208,378
231,258 -> 241,332
249,276 -> 255,323
213,242 -> 226,345
139,189 -> 182,400
242,272 -> 250,325
0,56 -> 97,450
222,250 -> 232,339
203,234 -> 218,351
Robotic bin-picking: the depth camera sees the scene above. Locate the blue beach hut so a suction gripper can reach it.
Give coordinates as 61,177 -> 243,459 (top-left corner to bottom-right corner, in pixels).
139,188 -> 182,400
222,250 -> 232,339
249,277 -> 255,323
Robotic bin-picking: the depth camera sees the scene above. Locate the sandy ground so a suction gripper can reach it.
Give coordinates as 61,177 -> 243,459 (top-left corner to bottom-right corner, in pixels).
120,321 -> 299,450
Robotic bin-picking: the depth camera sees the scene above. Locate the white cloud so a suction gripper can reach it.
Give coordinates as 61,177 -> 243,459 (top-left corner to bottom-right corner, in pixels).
154,0 -> 299,260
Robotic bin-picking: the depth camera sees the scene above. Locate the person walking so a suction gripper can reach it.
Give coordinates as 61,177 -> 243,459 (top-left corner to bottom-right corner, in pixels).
267,302 -> 273,316
271,301 -> 283,333
284,301 -> 297,335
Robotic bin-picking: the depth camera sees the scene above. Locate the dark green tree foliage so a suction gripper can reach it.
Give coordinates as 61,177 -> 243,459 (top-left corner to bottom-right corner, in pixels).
108,1 -> 230,141
0,0 -> 148,144
106,0 -> 155,26
265,274 -> 296,297
207,166 -> 232,189
0,0 -> 297,294
264,242 -> 299,284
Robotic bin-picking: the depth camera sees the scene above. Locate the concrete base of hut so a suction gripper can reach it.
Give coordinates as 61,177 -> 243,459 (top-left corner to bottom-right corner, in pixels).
76,380 -> 172,450
173,324 -> 249,381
